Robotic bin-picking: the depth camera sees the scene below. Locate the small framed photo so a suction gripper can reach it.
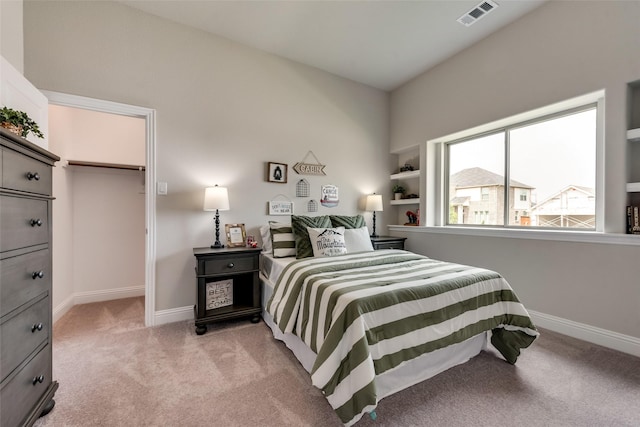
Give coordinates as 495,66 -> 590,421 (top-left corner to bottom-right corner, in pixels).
267,162 -> 287,183
225,223 -> 246,247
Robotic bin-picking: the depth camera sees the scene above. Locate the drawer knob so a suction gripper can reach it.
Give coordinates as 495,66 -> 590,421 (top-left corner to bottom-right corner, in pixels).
32,271 -> 45,279
30,218 -> 43,227
32,375 -> 45,385
227,262 -> 235,268
32,323 -> 44,333
27,172 -> 41,181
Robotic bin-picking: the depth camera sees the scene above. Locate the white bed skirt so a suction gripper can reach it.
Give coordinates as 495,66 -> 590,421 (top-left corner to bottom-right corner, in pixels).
260,272 -> 489,403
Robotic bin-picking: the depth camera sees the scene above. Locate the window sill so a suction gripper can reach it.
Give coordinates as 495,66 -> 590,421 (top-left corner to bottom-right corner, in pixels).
387,225 -> 640,246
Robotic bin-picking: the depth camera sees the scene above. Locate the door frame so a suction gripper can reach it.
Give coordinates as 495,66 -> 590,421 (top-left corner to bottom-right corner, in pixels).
43,90 -> 157,326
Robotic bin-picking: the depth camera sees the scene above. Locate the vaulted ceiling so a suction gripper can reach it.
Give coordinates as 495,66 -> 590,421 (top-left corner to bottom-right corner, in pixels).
120,0 -> 546,91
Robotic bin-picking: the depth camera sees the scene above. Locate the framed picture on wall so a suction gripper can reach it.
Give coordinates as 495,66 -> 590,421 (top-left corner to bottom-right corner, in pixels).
225,223 -> 246,247
267,162 -> 287,183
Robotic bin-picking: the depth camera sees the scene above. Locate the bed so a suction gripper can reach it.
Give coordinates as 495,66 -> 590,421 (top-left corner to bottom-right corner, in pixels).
259,216 -> 538,426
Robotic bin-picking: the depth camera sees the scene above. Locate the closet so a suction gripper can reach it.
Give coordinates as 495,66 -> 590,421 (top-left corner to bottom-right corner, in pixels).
48,106 -> 145,317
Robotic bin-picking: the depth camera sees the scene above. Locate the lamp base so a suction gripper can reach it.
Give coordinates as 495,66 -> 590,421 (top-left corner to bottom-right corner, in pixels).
211,242 -> 225,249
370,233 -> 379,238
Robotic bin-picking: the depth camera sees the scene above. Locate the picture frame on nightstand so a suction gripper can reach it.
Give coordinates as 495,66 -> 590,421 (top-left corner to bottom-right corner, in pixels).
225,223 -> 246,247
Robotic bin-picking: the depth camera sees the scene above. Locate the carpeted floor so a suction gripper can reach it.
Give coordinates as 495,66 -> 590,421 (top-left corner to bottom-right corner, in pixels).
34,297 -> 640,427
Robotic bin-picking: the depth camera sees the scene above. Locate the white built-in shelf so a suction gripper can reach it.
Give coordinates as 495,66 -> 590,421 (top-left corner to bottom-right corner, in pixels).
627,182 -> 640,192
628,128 -> 640,142
390,198 -> 420,205
390,170 -> 420,180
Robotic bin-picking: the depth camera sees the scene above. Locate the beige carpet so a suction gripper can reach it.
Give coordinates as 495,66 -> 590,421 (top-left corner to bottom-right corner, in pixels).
34,297 -> 640,427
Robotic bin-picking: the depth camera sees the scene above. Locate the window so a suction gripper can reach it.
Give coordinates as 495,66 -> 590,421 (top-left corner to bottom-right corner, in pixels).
445,105 -> 597,229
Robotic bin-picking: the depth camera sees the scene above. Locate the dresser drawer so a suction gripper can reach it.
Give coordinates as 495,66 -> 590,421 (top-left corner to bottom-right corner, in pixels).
199,253 -> 259,275
0,344 -> 52,427
1,296 -> 49,382
0,249 -> 50,317
1,147 -> 52,196
0,195 -> 49,252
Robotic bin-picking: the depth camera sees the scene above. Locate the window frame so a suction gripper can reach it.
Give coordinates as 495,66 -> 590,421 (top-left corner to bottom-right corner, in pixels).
426,90 -> 605,233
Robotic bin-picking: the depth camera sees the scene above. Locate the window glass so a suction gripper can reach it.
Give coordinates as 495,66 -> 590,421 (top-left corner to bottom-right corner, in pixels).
446,107 -> 597,229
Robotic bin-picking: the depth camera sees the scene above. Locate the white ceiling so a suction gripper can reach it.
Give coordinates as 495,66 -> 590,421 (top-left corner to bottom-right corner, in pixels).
120,0 -> 546,91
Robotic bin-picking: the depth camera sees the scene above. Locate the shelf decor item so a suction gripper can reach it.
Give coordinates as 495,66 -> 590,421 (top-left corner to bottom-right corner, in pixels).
203,185 -> 230,248
365,193 -> 384,237
0,106 -> 44,138
392,184 -> 406,200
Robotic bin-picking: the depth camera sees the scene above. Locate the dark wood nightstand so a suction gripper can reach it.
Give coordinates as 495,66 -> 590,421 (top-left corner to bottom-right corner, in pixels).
370,236 -> 407,250
193,246 -> 262,335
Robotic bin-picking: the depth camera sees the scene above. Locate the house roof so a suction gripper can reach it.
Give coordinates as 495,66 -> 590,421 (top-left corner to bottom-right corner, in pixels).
532,185 -> 595,210
450,167 -> 534,189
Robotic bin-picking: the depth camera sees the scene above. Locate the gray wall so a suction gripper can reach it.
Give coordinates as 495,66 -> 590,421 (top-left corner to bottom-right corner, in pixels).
23,1 -> 389,312
390,1 -> 640,339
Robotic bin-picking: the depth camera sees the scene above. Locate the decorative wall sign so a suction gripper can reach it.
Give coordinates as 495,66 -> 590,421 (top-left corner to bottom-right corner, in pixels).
268,194 -> 293,215
320,184 -> 339,208
267,162 -> 287,183
206,279 -> 233,310
296,179 -> 310,197
293,151 -> 326,175
307,199 -> 318,212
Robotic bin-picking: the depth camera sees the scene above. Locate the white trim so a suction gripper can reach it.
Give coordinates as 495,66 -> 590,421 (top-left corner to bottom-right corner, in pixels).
528,310 -> 640,358
154,305 -> 193,326
42,90 -> 157,327
52,286 -> 145,324
388,225 -> 640,246
73,285 -> 145,305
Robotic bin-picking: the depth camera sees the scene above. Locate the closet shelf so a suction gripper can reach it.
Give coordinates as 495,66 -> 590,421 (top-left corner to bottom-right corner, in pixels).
628,128 -> 640,142
66,160 -> 145,171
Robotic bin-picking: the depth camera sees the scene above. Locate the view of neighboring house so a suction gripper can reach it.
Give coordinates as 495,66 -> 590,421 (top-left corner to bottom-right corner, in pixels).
531,185 -> 596,228
449,167 -> 534,226
449,167 -> 596,228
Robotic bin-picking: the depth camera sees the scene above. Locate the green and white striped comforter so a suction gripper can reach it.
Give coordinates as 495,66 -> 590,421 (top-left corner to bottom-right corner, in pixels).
266,250 -> 538,426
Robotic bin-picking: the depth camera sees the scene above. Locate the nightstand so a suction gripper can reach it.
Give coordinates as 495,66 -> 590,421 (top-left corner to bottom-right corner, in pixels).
193,246 -> 262,335
370,236 -> 407,250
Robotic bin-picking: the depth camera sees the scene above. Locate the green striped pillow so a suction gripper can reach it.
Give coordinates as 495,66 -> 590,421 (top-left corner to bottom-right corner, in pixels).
291,215 -> 332,259
270,223 -> 296,258
330,215 -> 366,229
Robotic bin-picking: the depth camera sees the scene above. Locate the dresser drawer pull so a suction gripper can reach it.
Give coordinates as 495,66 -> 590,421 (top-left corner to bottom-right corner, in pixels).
30,218 -> 43,227
32,375 -> 45,385
32,270 -> 45,279
31,323 -> 44,333
26,172 -> 41,181
227,263 -> 235,268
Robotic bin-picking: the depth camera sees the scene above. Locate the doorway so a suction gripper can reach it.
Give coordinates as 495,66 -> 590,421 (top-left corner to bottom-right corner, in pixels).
43,91 -> 156,326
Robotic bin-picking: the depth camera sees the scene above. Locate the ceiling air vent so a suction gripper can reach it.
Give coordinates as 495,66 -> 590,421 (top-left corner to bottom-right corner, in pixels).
457,0 -> 499,27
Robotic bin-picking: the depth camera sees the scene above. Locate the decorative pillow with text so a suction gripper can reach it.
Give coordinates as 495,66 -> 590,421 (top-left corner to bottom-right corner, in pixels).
307,227 -> 347,257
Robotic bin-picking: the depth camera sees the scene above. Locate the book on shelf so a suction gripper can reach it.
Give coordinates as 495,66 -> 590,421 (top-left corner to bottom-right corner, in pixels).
628,205 -> 640,234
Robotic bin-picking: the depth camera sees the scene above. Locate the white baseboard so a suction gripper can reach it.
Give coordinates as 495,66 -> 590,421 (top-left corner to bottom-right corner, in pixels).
528,310 -> 640,358
52,286 -> 145,324
153,305 -> 193,326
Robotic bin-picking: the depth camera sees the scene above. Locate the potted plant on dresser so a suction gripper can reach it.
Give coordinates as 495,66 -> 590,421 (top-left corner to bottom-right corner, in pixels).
0,106 -> 44,139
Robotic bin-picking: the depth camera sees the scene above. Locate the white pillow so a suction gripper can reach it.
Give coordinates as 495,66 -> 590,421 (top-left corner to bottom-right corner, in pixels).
306,227 -> 347,257
344,227 -> 374,253
260,225 -> 272,254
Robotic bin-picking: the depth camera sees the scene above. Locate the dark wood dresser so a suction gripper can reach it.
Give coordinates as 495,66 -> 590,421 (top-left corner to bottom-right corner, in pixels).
0,128 -> 59,427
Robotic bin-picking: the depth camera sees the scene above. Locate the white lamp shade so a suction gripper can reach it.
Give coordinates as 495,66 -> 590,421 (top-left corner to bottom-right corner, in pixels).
203,186 -> 230,211
365,194 -> 383,212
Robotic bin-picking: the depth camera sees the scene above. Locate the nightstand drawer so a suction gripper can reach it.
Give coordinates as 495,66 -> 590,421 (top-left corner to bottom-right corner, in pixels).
370,236 -> 407,250
199,254 -> 258,276
375,241 -> 405,250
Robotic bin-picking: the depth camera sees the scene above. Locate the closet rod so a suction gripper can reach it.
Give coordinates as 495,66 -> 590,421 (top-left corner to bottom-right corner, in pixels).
67,160 -> 145,171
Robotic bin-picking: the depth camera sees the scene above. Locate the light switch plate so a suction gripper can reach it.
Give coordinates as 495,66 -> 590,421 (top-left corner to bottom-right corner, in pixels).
157,181 -> 168,195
